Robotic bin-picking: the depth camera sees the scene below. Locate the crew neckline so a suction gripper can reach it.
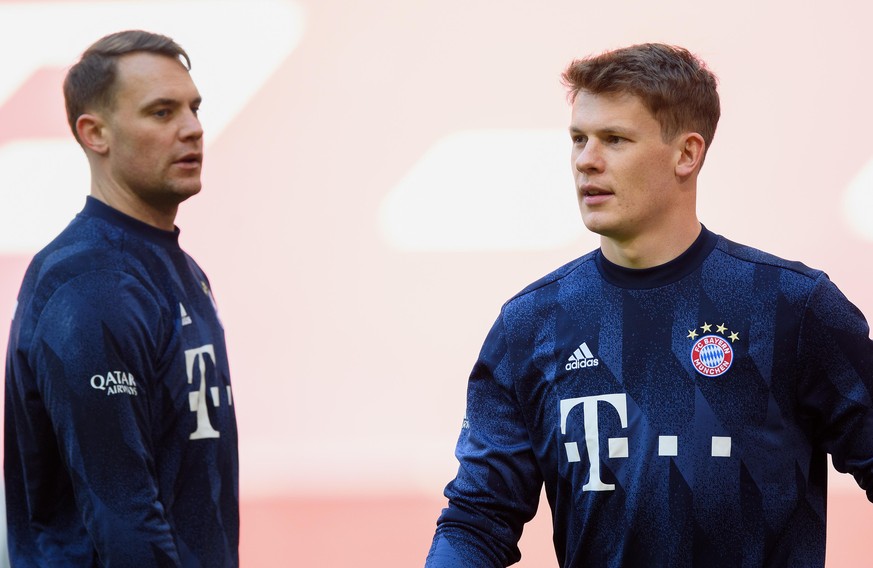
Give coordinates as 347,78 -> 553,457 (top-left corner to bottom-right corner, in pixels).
595,226 -> 718,289
80,196 -> 181,249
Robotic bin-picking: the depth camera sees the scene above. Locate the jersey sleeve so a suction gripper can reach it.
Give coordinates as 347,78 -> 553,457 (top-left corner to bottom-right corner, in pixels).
28,269 -> 181,566
426,314 -> 543,568
796,274 -> 873,502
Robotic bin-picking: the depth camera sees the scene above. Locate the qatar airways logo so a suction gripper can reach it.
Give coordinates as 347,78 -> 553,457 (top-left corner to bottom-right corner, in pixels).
90,371 -> 138,396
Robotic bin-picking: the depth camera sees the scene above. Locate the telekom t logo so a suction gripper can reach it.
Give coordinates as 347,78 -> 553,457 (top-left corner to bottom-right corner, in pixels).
185,344 -> 232,440
560,393 -> 733,492
560,394 -> 628,492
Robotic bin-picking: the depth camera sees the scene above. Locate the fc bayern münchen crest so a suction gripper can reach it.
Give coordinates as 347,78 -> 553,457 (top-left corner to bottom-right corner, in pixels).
690,335 -> 733,377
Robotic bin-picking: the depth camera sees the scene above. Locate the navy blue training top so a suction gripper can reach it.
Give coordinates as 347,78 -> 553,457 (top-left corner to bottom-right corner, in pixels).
427,227 -> 873,567
5,197 -> 239,567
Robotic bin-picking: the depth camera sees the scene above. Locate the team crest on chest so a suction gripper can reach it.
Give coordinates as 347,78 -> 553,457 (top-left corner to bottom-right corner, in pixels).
687,322 -> 740,377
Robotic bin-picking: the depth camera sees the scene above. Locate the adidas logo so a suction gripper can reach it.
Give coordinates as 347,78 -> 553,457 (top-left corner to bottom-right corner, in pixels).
565,342 -> 599,370
180,303 -> 192,326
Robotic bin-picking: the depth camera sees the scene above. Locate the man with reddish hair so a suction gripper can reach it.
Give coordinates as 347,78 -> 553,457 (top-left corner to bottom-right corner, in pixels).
426,43 -> 873,567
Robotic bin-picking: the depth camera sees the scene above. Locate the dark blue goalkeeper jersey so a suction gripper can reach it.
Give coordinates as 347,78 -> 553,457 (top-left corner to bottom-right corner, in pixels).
427,226 -> 873,567
5,197 -> 239,567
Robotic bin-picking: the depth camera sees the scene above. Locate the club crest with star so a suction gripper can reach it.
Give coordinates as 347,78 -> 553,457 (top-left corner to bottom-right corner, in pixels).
687,322 -> 739,377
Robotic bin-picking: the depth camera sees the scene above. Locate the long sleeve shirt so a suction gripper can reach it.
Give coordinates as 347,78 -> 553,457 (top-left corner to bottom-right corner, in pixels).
427,227 -> 873,567
5,197 -> 239,567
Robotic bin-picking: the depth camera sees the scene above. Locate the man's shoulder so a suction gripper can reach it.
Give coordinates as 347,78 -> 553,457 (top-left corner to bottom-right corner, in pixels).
19,215 -> 168,317
713,235 -> 823,280
28,217 -> 133,284
503,249 -> 599,309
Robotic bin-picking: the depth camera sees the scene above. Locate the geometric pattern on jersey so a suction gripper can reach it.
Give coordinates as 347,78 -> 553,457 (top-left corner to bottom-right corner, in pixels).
5,197 -> 239,567
427,226 -> 873,567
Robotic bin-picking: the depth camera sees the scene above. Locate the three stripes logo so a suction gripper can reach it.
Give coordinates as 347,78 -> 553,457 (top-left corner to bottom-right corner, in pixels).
180,303 -> 193,326
565,342 -> 600,371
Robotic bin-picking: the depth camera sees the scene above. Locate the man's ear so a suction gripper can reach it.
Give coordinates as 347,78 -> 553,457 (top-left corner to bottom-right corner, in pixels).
675,132 -> 706,179
76,113 -> 110,155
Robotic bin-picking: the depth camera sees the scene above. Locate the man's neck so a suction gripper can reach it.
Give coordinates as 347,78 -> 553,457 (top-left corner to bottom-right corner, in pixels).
600,220 -> 702,269
90,181 -> 178,232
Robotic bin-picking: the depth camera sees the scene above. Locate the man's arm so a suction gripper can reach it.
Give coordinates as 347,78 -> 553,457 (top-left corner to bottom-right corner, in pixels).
29,270 -> 181,566
797,274 -> 873,501
426,315 -> 543,567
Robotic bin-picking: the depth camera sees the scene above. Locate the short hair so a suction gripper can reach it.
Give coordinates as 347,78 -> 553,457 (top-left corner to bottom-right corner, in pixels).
63,30 -> 192,144
562,43 -> 720,155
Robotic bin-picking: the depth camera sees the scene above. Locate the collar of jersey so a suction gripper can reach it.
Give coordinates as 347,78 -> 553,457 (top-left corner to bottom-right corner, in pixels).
81,196 -> 181,249
595,225 -> 718,290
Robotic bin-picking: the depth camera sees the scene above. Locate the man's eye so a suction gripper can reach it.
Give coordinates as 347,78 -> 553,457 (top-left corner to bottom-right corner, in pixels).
572,135 -> 587,144
154,109 -> 170,118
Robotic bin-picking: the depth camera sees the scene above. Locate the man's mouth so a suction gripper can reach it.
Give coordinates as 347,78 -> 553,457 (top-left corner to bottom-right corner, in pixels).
580,185 -> 611,197
174,153 -> 203,167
